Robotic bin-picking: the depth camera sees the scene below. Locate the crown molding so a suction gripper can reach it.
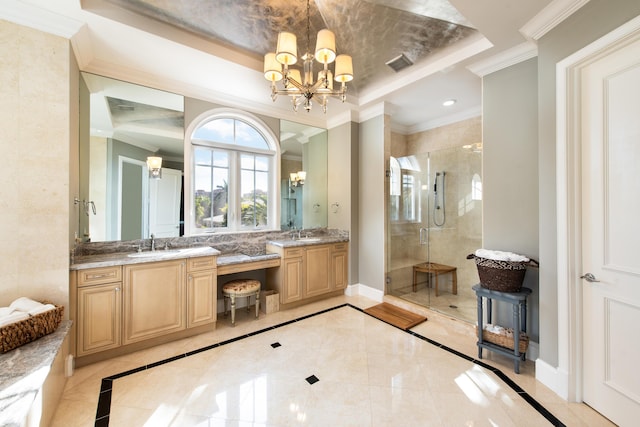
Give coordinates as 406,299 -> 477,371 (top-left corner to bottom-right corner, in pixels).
520,0 -> 591,41
0,0 -> 84,38
467,41 -> 538,77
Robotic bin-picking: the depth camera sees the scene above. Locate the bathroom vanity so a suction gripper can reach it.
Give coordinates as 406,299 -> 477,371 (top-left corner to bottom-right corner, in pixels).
70,247 -> 219,365
69,236 -> 348,365
266,240 -> 348,309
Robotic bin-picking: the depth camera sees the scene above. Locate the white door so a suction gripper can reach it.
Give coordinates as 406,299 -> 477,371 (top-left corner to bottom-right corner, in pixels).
149,167 -> 182,237
581,35 -> 640,426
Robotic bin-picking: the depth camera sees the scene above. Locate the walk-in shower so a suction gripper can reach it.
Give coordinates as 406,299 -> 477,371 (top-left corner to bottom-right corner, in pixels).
386,144 -> 482,322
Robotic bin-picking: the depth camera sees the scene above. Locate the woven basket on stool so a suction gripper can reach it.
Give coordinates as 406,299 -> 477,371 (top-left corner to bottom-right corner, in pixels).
467,254 -> 538,292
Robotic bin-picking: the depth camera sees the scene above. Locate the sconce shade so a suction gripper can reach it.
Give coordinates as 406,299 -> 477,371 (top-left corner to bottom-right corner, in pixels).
314,29 -> 336,64
296,171 -> 307,181
147,156 -> 163,179
276,32 -> 298,65
264,53 -> 283,81
334,54 -> 354,82
147,156 -> 162,169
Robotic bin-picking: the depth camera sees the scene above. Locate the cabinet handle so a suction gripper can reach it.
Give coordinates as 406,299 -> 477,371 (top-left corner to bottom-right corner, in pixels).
115,287 -> 120,292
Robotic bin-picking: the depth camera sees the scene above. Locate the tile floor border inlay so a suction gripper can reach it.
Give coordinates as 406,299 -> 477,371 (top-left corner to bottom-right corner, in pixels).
94,303 -> 565,426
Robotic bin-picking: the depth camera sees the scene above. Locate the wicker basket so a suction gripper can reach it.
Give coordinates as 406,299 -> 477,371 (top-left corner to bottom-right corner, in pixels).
467,253 -> 538,292
476,325 -> 529,353
0,303 -> 64,353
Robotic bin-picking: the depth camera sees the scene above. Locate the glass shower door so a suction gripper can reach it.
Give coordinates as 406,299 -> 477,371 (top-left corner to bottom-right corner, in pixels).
387,145 -> 482,323
386,153 -> 431,308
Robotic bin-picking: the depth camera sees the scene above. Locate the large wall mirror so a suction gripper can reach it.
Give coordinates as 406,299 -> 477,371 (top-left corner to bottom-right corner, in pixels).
79,72 -> 185,242
279,121 -> 327,230
79,73 -> 328,243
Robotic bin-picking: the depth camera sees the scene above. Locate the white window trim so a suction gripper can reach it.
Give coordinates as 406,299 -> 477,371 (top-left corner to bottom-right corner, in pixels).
184,108 -> 281,235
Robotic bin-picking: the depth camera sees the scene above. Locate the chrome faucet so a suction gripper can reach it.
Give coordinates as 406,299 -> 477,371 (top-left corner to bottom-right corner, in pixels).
150,234 -> 156,251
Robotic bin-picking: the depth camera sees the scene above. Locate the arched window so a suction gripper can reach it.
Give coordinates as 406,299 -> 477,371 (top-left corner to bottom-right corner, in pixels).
187,109 -> 279,234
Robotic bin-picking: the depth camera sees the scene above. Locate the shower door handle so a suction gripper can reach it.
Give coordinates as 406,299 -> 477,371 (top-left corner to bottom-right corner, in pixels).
419,228 -> 428,245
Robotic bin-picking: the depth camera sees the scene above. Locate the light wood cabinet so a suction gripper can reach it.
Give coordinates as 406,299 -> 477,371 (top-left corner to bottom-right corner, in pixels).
123,259 -> 186,345
267,241 -> 348,308
77,282 -> 122,356
331,243 -> 349,290
187,256 -> 217,328
304,245 -> 331,297
72,255 -> 218,363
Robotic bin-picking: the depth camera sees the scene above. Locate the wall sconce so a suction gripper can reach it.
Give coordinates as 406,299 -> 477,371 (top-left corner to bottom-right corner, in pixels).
147,156 -> 162,179
289,171 -> 306,187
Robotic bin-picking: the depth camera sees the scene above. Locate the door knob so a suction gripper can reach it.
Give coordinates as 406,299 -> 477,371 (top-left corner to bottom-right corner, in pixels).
580,273 -> 600,282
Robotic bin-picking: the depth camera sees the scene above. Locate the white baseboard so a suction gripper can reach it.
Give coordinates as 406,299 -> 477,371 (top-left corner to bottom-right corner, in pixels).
535,358 -> 570,400
345,283 -> 384,302
527,340 -> 540,362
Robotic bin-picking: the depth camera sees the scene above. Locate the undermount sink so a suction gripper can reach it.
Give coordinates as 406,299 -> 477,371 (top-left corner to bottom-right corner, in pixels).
127,250 -> 180,258
296,237 -> 322,243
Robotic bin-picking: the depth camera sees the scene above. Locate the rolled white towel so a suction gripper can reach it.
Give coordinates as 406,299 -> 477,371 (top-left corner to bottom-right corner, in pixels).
0,312 -> 29,327
9,297 -> 44,313
475,249 -> 529,262
0,307 -> 14,317
28,304 -> 56,316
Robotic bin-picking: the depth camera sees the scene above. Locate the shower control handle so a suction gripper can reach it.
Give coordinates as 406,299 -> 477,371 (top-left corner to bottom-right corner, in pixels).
419,228 -> 428,245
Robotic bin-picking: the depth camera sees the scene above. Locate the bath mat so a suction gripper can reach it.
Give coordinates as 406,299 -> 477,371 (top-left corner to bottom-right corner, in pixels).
364,303 -> 427,330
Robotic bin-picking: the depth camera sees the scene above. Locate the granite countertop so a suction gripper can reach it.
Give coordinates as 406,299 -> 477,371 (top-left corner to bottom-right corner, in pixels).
70,246 -> 221,270
0,320 -> 72,427
266,236 -> 349,248
217,252 -> 281,266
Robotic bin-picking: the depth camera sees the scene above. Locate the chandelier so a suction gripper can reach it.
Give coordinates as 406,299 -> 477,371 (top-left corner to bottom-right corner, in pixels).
263,0 -> 354,113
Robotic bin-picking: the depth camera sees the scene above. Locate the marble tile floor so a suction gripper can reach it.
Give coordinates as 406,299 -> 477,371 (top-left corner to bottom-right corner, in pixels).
50,295 -> 615,426
395,285 -> 477,324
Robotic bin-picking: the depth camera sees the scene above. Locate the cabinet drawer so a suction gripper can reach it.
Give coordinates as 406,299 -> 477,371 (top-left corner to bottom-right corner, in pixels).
284,248 -> 304,257
332,243 -> 348,252
78,266 -> 122,287
187,256 -> 216,272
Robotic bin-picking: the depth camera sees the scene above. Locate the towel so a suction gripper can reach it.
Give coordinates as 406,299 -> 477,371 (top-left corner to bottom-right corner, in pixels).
28,304 -> 56,316
0,312 -> 29,327
0,307 -> 14,317
9,297 -> 44,313
475,249 -> 529,262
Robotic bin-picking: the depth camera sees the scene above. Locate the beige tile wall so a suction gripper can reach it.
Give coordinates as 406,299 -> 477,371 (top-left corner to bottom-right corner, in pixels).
0,20 -> 71,310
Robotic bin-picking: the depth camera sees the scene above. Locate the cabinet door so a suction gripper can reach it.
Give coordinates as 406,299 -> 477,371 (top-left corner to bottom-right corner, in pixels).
123,260 -> 186,344
304,245 -> 331,297
282,256 -> 304,304
77,283 -> 121,356
331,248 -> 348,290
187,269 -> 217,328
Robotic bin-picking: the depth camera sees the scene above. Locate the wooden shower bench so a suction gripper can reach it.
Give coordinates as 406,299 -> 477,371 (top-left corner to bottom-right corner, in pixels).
412,262 -> 457,296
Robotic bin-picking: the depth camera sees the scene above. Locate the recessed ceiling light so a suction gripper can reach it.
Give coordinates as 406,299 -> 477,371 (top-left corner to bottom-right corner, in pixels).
443,99 -> 456,107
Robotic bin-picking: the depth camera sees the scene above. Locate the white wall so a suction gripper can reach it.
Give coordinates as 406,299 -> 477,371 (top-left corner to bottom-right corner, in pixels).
358,116 -> 386,291
328,121 -> 359,284
0,20 -> 72,311
482,58 -> 540,341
